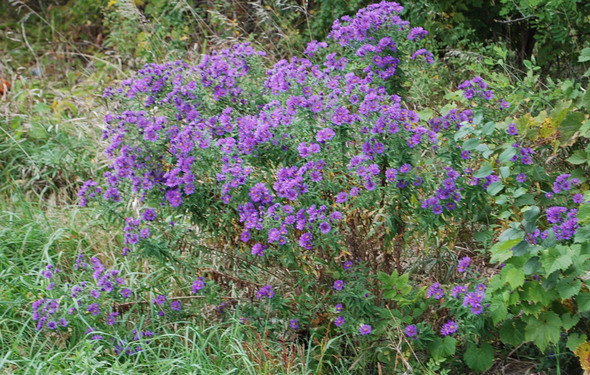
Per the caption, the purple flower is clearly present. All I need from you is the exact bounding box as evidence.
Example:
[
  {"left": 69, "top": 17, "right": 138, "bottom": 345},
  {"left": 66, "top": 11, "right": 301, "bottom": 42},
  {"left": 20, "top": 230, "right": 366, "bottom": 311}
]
[
  {"left": 319, "top": 222, "right": 331, "bottom": 234},
  {"left": 59, "top": 318, "right": 68, "bottom": 327},
  {"left": 359, "top": 324, "right": 372, "bottom": 335},
  {"left": 507, "top": 123, "right": 518, "bottom": 135},
  {"left": 47, "top": 321, "right": 57, "bottom": 330},
  {"left": 333, "top": 280, "right": 344, "bottom": 291},
  {"left": 516, "top": 173, "right": 527, "bottom": 183},
  {"left": 405, "top": 324, "right": 418, "bottom": 338},
  {"left": 153, "top": 295, "right": 166, "bottom": 306},
  {"left": 441, "top": 320, "right": 458, "bottom": 336},
  {"left": 343, "top": 261, "right": 353, "bottom": 270},
  {"left": 457, "top": 256, "right": 471, "bottom": 273},
  {"left": 573, "top": 194, "right": 583, "bottom": 204},
  {"left": 427, "top": 283, "right": 444, "bottom": 299},
  {"left": 336, "top": 192, "right": 348, "bottom": 204},
  {"left": 87, "top": 303, "right": 100, "bottom": 316},
  {"left": 256, "top": 285, "right": 274, "bottom": 300},
  {"left": 289, "top": 319, "right": 299, "bottom": 330},
  {"left": 171, "top": 300, "right": 182, "bottom": 311},
  {"left": 335, "top": 303, "right": 343, "bottom": 312},
  {"left": 400, "top": 164, "right": 412, "bottom": 173},
  {"left": 192, "top": 278, "right": 205, "bottom": 293},
  {"left": 334, "top": 316, "right": 345, "bottom": 327},
  {"left": 107, "top": 312, "right": 119, "bottom": 326},
  {"left": 121, "top": 288, "right": 132, "bottom": 298}
]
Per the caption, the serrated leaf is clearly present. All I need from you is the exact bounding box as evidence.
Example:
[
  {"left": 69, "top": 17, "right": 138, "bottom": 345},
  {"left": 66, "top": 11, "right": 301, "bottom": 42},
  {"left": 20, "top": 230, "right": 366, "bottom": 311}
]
[
  {"left": 489, "top": 300, "right": 507, "bottom": 325},
  {"left": 561, "top": 313, "right": 579, "bottom": 330},
  {"left": 566, "top": 333, "right": 587, "bottom": 352},
  {"left": 490, "top": 239, "right": 520, "bottom": 263},
  {"left": 525, "top": 311, "right": 562, "bottom": 352},
  {"left": 524, "top": 256, "right": 541, "bottom": 275},
  {"left": 557, "top": 278, "right": 581, "bottom": 299},
  {"left": 464, "top": 342, "right": 494, "bottom": 372},
  {"left": 504, "top": 266, "right": 525, "bottom": 289},
  {"left": 500, "top": 320, "right": 525, "bottom": 346},
  {"left": 543, "top": 253, "right": 573, "bottom": 275},
  {"left": 577, "top": 293, "right": 590, "bottom": 312}
]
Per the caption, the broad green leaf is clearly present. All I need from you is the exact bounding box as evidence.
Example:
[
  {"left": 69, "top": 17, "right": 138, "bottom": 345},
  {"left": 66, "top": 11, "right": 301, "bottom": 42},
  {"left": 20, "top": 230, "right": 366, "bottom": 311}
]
[
  {"left": 543, "top": 253, "right": 573, "bottom": 275},
  {"left": 566, "top": 333, "right": 587, "bottom": 352},
  {"left": 566, "top": 150, "right": 588, "bottom": 165},
  {"left": 499, "top": 166, "right": 511, "bottom": 178},
  {"left": 523, "top": 206, "right": 540, "bottom": 222},
  {"left": 500, "top": 320, "right": 525, "bottom": 346},
  {"left": 464, "top": 342, "right": 494, "bottom": 372},
  {"left": 487, "top": 181, "right": 504, "bottom": 196},
  {"left": 489, "top": 299, "right": 507, "bottom": 325},
  {"left": 463, "top": 138, "right": 480, "bottom": 150},
  {"left": 524, "top": 256, "right": 541, "bottom": 275},
  {"left": 474, "top": 164, "right": 493, "bottom": 178},
  {"left": 561, "top": 313, "right": 579, "bottom": 330},
  {"left": 525, "top": 312, "right": 562, "bottom": 352},
  {"left": 428, "top": 336, "right": 456, "bottom": 360},
  {"left": 490, "top": 239, "right": 520, "bottom": 263},
  {"left": 499, "top": 147, "right": 517, "bottom": 163},
  {"left": 504, "top": 266, "right": 525, "bottom": 289},
  {"left": 557, "top": 278, "right": 581, "bottom": 299},
  {"left": 579, "top": 47, "right": 590, "bottom": 62},
  {"left": 577, "top": 293, "right": 590, "bottom": 312}
]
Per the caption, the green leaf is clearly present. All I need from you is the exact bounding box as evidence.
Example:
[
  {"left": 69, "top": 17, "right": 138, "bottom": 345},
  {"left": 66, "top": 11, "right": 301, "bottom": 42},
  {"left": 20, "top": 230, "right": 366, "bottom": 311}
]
[
  {"left": 490, "top": 239, "right": 520, "bottom": 264},
  {"left": 499, "top": 147, "right": 517, "bottom": 163},
  {"left": 428, "top": 336, "right": 456, "bottom": 360},
  {"left": 579, "top": 47, "right": 590, "bottom": 62},
  {"left": 523, "top": 206, "right": 540, "bottom": 222},
  {"left": 499, "top": 166, "right": 511, "bottom": 178},
  {"left": 474, "top": 164, "right": 493, "bottom": 178},
  {"left": 500, "top": 320, "right": 525, "bottom": 346},
  {"left": 561, "top": 313, "right": 579, "bottom": 330},
  {"left": 464, "top": 342, "right": 494, "bottom": 372},
  {"left": 566, "top": 150, "right": 589, "bottom": 165},
  {"left": 504, "top": 266, "right": 525, "bottom": 289},
  {"left": 567, "top": 333, "right": 587, "bottom": 352},
  {"left": 557, "top": 278, "right": 581, "bottom": 299},
  {"left": 543, "top": 252, "right": 573, "bottom": 275},
  {"left": 525, "top": 312, "right": 562, "bottom": 352},
  {"left": 577, "top": 293, "right": 590, "bottom": 312},
  {"left": 524, "top": 256, "right": 541, "bottom": 275},
  {"left": 560, "top": 111, "right": 585, "bottom": 143},
  {"left": 489, "top": 299, "right": 507, "bottom": 325},
  {"left": 487, "top": 181, "right": 504, "bottom": 196},
  {"left": 463, "top": 138, "right": 480, "bottom": 150}
]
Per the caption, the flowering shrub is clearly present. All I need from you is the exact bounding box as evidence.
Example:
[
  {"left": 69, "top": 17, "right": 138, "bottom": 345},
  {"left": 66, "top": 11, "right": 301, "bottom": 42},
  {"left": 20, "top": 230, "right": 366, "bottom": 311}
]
[{"left": 65, "top": 1, "right": 590, "bottom": 372}]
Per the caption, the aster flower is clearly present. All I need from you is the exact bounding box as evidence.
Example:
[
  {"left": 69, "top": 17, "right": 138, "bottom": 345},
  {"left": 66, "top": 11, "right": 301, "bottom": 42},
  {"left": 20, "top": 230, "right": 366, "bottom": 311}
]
[
  {"left": 334, "top": 316, "right": 345, "bottom": 327},
  {"left": 335, "top": 303, "right": 343, "bottom": 312},
  {"left": 87, "top": 303, "right": 100, "bottom": 316},
  {"left": 153, "top": 295, "right": 166, "bottom": 306},
  {"left": 121, "top": 288, "right": 132, "bottom": 298},
  {"left": 441, "top": 320, "right": 458, "bottom": 336},
  {"left": 256, "top": 285, "right": 274, "bottom": 300},
  {"left": 289, "top": 319, "right": 299, "bottom": 330},
  {"left": 457, "top": 257, "right": 471, "bottom": 273},
  {"left": 405, "top": 324, "right": 418, "bottom": 338},
  {"left": 333, "top": 280, "right": 344, "bottom": 291},
  {"left": 171, "top": 300, "right": 182, "bottom": 311},
  {"left": 192, "top": 278, "right": 206, "bottom": 293},
  {"left": 359, "top": 324, "right": 372, "bottom": 335}
]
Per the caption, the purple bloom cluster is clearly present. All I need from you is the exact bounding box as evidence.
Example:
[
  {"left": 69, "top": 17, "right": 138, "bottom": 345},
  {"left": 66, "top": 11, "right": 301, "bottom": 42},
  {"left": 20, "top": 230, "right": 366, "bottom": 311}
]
[
  {"left": 256, "top": 285, "right": 274, "bottom": 300},
  {"left": 457, "top": 256, "right": 471, "bottom": 273},
  {"left": 427, "top": 282, "right": 444, "bottom": 299},
  {"left": 458, "top": 76, "right": 495, "bottom": 101},
  {"left": 440, "top": 320, "right": 458, "bottom": 336},
  {"left": 421, "top": 168, "right": 462, "bottom": 215}
]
